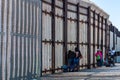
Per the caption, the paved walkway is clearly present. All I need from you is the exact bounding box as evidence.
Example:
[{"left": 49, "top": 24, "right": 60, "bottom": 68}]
[{"left": 40, "top": 63, "right": 120, "bottom": 80}]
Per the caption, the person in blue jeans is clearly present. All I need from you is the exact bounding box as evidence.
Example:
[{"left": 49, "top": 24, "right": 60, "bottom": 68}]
[
  {"left": 68, "top": 50, "right": 75, "bottom": 72},
  {"left": 74, "top": 47, "right": 82, "bottom": 71},
  {"left": 74, "top": 51, "right": 80, "bottom": 71}
]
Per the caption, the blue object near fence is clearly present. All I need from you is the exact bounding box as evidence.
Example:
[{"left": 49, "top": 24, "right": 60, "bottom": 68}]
[{"left": 61, "top": 65, "right": 68, "bottom": 72}]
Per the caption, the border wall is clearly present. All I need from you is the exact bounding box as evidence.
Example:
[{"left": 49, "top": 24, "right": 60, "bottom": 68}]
[
  {"left": 42, "top": 0, "right": 110, "bottom": 75},
  {"left": 1, "top": 0, "right": 120, "bottom": 79}
]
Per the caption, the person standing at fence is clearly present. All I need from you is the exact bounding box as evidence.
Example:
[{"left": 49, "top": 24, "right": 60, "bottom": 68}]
[
  {"left": 110, "top": 47, "right": 116, "bottom": 66},
  {"left": 74, "top": 47, "right": 82, "bottom": 71},
  {"left": 95, "top": 49, "right": 103, "bottom": 67},
  {"left": 68, "top": 50, "right": 75, "bottom": 72}
]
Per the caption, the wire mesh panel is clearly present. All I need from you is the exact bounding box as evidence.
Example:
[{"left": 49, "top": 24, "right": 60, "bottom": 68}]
[
  {"left": 55, "top": 44, "right": 63, "bottom": 70},
  {"left": 55, "top": 0, "right": 64, "bottom": 71},
  {"left": 42, "top": 0, "right": 53, "bottom": 74},
  {"left": 67, "top": 3, "right": 77, "bottom": 51},
  {"left": 42, "top": 43, "right": 52, "bottom": 74},
  {"left": 110, "top": 32, "right": 113, "bottom": 49},
  {"left": 90, "top": 11, "right": 94, "bottom": 66},
  {"left": 116, "top": 37, "right": 120, "bottom": 51},
  {"left": 79, "top": 7, "right": 88, "bottom": 68}
]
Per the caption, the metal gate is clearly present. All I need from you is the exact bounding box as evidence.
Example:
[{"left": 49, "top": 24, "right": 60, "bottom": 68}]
[{"left": 0, "top": 0, "right": 42, "bottom": 79}]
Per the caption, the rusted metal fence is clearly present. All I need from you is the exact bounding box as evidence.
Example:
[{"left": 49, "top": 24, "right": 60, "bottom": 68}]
[{"left": 42, "top": 0, "right": 110, "bottom": 74}]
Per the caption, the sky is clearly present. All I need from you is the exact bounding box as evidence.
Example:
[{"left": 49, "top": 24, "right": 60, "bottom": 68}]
[{"left": 91, "top": 0, "right": 120, "bottom": 31}]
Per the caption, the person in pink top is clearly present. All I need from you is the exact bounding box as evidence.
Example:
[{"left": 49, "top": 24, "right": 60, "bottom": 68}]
[{"left": 95, "top": 49, "right": 103, "bottom": 67}]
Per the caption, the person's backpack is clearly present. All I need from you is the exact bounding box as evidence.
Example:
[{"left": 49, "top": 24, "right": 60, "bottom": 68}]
[
  {"left": 61, "top": 65, "right": 68, "bottom": 72},
  {"left": 96, "top": 55, "right": 100, "bottom": 60}
]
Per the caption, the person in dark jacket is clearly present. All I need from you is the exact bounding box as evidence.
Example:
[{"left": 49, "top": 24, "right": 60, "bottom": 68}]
[{"left": 68, "top": 50, "right": 75, "bottom": 72}]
